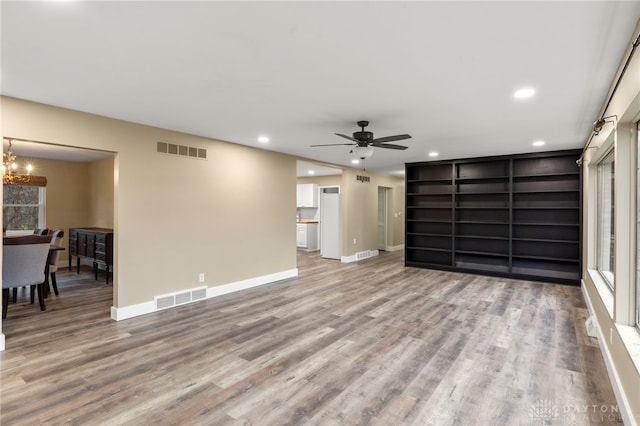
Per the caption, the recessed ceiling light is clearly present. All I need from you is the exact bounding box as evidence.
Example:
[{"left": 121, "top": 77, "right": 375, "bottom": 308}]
[
  {"left": 351, "top": 159, "right": 360, "bottom": 164},
  {"left": 308, "top": 170, "right": 315, "bottom": 175},
  {"left": 532, "top": 140, "right": 545, "bottom": 147},
  {"left": 514, "top": 88, "right": 535, "bottom": 99},
  {"left": 258, "top": 136, "right": 269, "bottom": 143},
  {"left": 428, "top": 151, "right": 439, "bottom": 157}
]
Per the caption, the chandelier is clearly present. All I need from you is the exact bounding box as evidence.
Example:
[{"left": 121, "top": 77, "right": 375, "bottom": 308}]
[{"left": 3, "top": 138, "right": 34, "bottom": 184}]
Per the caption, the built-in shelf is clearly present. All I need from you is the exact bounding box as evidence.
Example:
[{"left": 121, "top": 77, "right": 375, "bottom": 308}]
[{"left": 405, "top": 149, "right": 582, "bottom": 285}]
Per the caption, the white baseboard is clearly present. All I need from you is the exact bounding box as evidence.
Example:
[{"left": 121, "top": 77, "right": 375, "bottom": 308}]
[
  {"left": 110, "top": 268, "right": 298, "bottom": 322},
  {"left": 581, "top": 281, "right": 637, "bottom": 426},
  {"left": 0, "top": 333, "right": 5, "bottom": 351},
  {"left": 341, "top": 250, "right": 379, "bottom": 263},
  {"left": 385, "top": 244, "right": 405, "bottom": 252}
]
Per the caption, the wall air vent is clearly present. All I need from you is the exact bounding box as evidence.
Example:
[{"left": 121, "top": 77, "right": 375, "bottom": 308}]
[
  {"left": 157, "top": 141, "right": 206, "bottom": 160},
  {"left": 155, "top": 295, "right": 175, "bottom": 310},
  {"left": 154, "top": 286, "right": 208, "bottom": 311}
]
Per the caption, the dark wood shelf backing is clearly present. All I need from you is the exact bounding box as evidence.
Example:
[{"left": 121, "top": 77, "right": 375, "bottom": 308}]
[
  {"left": 406, "top": 163, "right": 453, "bottom": 181},
  {"left": 456, "top": 222, "right": 509, "bottom": 238},
  {"left": 405, "top": 248, "right": 452, "bottom": 266},
  {"left": 455, "top": 176, "right": 509, "bottom": 182},
  {"left": 457, "top": 192, "right": 509, "bottom": 208},
  {"left": 457, "top": 207, "right": 509, "bottom": 223},
  {"left": 512, "top": 191, "right": 579, "bottom": 208},
  {"left": 406, "top": 221, "right": 452, "bottom": 235},
  {"left": 406, "top": 234, "right": 451, "bottom": 250},
  {"left": 512, "top": 155, "right": 580, "bottom": 177},
  {"left": 405, "top": 149, "right": 582, "bottom": 285},
  {"left": 455, "top": 252, "right": 510, "bottom": 273},
  {"left": 456, "top": 159, "right": 510, "bottom": 180},
  {"left": 407, "top": 193, "right": 452, "bottom": 208}
]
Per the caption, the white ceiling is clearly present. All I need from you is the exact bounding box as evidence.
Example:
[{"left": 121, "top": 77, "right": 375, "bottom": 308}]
[
  {"left": 297, "top": 160, "right": 342, "bottom": 177},
  {"left": 1, "top": 1, "right": 639, "bottom": 176}
]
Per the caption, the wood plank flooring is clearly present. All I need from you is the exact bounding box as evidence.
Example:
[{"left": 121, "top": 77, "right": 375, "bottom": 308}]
[{"left": 0, "top": 251, "right": 622, "bottom": 425}]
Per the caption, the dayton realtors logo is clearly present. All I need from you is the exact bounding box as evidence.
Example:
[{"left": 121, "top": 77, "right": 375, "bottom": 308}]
[
  {"left": 529, "top": 400, "right": 621, "bottom": 424},
  {"left": 529, "top": 399, "right": 559, "bottom": 423}
]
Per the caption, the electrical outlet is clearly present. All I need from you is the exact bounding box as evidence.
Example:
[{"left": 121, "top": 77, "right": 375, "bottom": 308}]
[
  {"left": 353, "top": 238, "right": 357, "bottom": 245},
  {"left": 199, "top": 273, "right": 205, "bottom": 283}
]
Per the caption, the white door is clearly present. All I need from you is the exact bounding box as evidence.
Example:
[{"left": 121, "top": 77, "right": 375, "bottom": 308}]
[{"left": 320, "top": 191, "right": 341, "bottom": 259}]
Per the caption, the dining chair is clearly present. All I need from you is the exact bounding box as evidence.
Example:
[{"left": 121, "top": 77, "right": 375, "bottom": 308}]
[
  {"left": 2, "top": 235, "right": 52, "bottom": 319},
  {"left": 48, "top": 229, "right": 64, "bottom": 296},
  {"left": 33, "top": 228, "right": 49, "bottom": 236}
]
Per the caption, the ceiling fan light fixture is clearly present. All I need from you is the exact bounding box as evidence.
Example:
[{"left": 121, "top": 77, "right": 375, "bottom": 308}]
[{"left": 352, "top": 145, "right": 374, "bottom": 159}]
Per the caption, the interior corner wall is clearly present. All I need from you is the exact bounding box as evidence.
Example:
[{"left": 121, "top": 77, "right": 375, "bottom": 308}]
[{"left": 1, "top": 96, "right": 298, "bottom": 311}]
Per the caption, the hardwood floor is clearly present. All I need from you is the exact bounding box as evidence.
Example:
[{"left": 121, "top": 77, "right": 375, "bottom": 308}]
[{"left": 1, "top": 251, "right": 622, "bottom": 425}]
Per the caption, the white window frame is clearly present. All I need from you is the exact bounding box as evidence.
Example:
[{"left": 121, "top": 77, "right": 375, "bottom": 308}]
[
  {"left": 596, "top": 148, "right": 616, "bottom": 289},
  {"left": 637, "top": 120, "right": 640, "bottom": 330},
  {"left": 3, "top": 185, "right": 46, "bottom": 234}
]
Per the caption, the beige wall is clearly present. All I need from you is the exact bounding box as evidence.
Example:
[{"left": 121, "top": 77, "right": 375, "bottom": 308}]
[
  {"left": 581, "top": 20, "right": 640, "bottom": 424},
  {"left": 34, "top": 158, "right": 89, "bottom": 261},
  {"left": 24, "top": 157, "right": 114, "bottom": 262},
  {"left": 87, "top": 156, "right": 115, "bottom": 228},
  {"left": 1, "top": 96, "right": 297, "bottom": 310}
]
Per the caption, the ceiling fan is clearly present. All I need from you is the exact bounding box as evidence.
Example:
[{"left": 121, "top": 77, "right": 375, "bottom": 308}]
[{"left": 311, "top": 121, "right": 411, "bottom": 159}]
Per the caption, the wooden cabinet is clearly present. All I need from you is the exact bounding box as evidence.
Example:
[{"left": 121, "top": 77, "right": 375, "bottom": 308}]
[
  {"left": 405, "top": 150, "right": 581, "bottom": 284},
  {"left": 297, "top": 184, "right": 318, "bottom": 208},
  {"left": 297, "top": 223, "right": 318, "bottom": 250},
  {"left": 69, "top": 227, "right": 113, "bottom": 283}
]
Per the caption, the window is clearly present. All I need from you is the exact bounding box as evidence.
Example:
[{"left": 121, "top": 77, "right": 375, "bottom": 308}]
[
  {"left": 2, "top": 185, "right": 45, "bottom": 231},
  {"left": 597, "top": 149, "right": 615, "bottom": 288}
]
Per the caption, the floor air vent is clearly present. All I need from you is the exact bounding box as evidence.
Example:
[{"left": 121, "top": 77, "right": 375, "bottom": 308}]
[
  {"left": 356, "top": 251, "right": 372, "bottom": 260},
  {"left": 154, "top": 286, "right": 208, "bottom": 310},
  {"left": 157, "top": 141, "right": 206, "bottom": 160}
]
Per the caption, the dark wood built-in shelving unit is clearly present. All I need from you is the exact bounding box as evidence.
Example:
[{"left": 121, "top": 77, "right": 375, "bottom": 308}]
[{"left": 405, "top": 150, "right": 582, "bottom": 284}]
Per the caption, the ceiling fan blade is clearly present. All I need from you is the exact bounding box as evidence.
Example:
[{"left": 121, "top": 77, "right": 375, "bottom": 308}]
[
  {"left": 310, "top": 143, "right": 356, "bottom": 147},
  {"left": 335, "top": 133, "right": 358, "bottom": 142},
  {"left": 372, "top": 142, "right": 408, "bottom": 150},
  {"left": 371, "top": 134, "right": 412, "bottom": 143}
]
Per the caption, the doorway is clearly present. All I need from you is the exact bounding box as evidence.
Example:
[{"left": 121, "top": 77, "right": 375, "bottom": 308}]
[
  {"left": 1, "top": 139, "right": 116, "bottom": 345},
  {"left": 378, "top": 187, "right": 391, "bottom": 251}
]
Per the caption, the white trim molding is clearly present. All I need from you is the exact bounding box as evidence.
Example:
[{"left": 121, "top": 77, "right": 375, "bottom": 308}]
[
  {"left": 582, "top": 281, "right": 637, "bottom": 426},
  {"left": 385, "top": 244, "right": 405, "bottom": 252},
  {"left": 111, "top": 268, "right": 298, "bottom": 321},
  {"left": 0, "top": 332, "right": 5, "bottom": 351}
]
